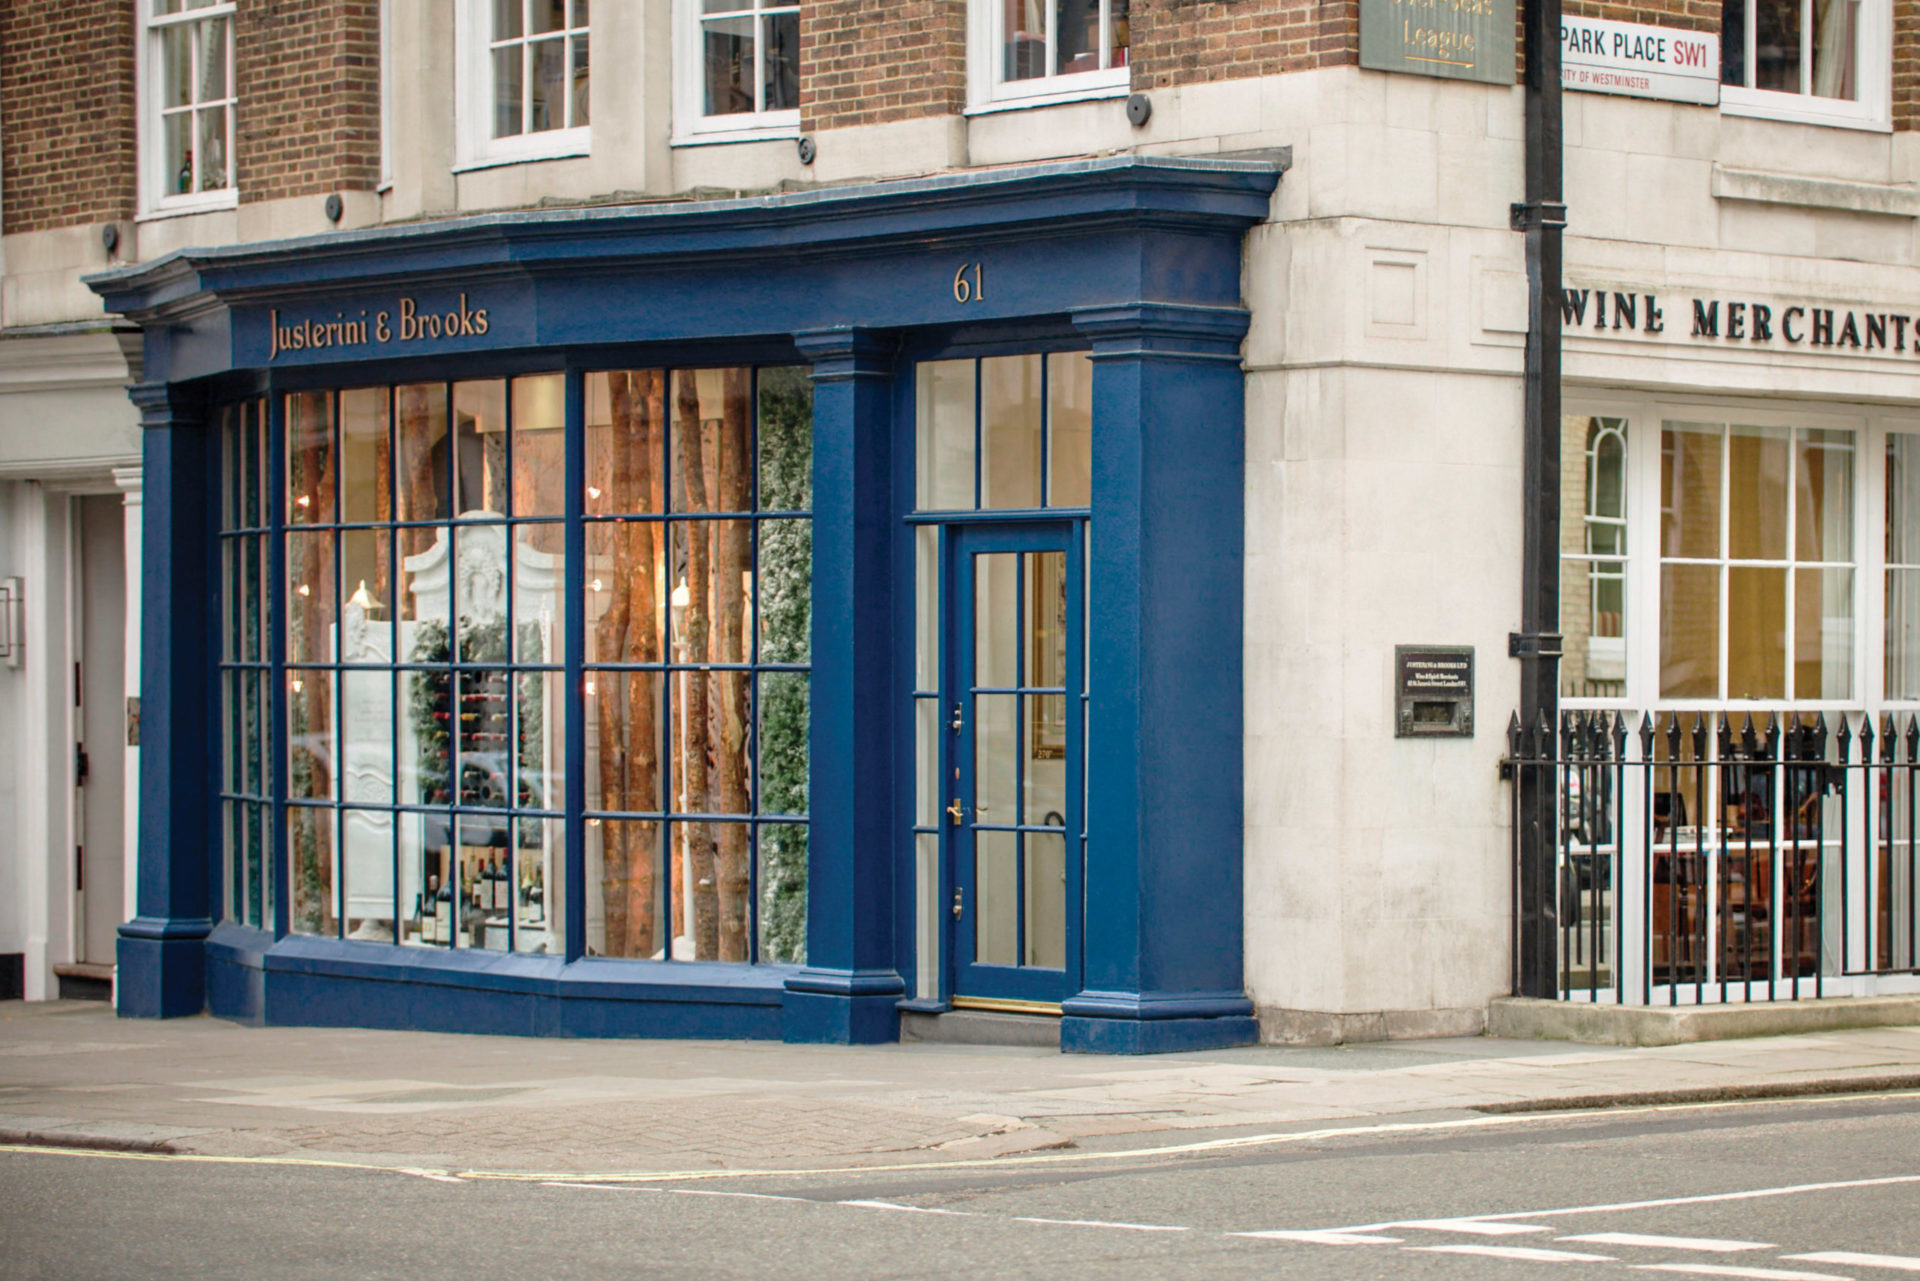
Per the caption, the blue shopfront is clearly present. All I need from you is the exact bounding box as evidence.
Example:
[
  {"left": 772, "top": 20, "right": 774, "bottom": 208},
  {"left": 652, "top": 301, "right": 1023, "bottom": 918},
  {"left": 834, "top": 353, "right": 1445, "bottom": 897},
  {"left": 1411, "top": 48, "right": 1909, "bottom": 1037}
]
[{"left": 90, "top": 155, "right": 1280, "bottom": 1054}]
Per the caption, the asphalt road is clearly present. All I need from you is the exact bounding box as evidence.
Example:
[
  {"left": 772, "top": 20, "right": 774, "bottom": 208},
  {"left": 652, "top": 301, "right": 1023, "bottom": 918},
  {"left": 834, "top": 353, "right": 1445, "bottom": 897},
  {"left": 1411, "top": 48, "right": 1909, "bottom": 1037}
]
[{"left": 4, "top": 1092, "right": 1919, "bottom": 1280}]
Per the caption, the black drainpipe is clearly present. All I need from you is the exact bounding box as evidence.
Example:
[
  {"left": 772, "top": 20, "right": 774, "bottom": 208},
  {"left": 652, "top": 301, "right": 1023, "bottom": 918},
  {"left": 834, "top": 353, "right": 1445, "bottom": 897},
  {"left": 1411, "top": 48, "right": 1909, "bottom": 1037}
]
[{"left": 1510, "top": 0, "right": 1566, "bottom": 999}]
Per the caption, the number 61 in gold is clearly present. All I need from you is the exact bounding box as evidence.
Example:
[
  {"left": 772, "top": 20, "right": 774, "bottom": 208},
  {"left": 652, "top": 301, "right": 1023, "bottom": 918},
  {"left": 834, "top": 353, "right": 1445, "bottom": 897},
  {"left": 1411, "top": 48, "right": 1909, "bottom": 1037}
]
[{"left": 952, "top": 262, "right": 985, "bottom": 304}]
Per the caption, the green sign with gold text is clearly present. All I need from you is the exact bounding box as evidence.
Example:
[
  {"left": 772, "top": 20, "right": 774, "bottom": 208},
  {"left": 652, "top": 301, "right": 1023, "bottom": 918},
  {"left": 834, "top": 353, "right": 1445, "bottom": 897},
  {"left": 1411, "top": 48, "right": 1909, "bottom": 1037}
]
[{"left": 1360, "top": 0, "right": 1515, "bottom": 84}]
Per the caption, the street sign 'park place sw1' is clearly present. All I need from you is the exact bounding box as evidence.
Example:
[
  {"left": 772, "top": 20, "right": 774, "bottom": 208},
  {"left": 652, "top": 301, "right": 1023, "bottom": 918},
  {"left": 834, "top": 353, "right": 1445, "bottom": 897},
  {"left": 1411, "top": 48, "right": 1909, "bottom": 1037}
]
[
  {"left": 1561, "top": 15, "right": 1719, "bottom": 104},
  {"left": 1360, "top": 0, "right": 1516, "bottom": 85}
]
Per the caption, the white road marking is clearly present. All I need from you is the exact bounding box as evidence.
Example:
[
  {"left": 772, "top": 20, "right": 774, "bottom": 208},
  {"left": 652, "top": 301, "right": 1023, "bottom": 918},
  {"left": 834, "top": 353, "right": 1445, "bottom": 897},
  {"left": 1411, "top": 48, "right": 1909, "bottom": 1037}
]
[
  {"left": 1786, "top": 1254, "right": 1920, "bottom": 1273},
  {"left": 1411, "top": 1244, "right": 1618, "bottom": 1262},
  {"left": 1012, "top": 1217, "right": 1189, "bottom": 1232},
  {"left": 838, "top": 1199, "right": 972, "bottom": 1215},
  {"left": 1631, "top": 1266, "right": 1857, "bottom": 1281},
  {"left": 1396, "top": 1219, "right": 1553, "bottom": 1235},
  {"left": 1562, "top": 1234, "right": 1776, "bottom": 1253},
  {"left": 540, "top": 1181, "right": 809, "bottom": 1204},
  {"left": 1235, "top": 1230, "right": 1403, "bottom": 1245},
  {"left": 395, "top": 1167, "right": 468, "bottom": 1184},
  {"left": 1289, "top": 1172, "right": 1920, "bottom": 1237}
]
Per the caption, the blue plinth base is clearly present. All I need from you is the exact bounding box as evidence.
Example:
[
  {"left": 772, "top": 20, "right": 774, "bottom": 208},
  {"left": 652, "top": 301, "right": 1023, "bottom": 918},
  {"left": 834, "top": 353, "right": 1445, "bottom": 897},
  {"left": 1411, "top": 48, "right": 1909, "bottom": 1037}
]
[
  {"left": 115, "top": 919, "right": 211, "bottom": 1019},
  {"left": 1060, "top": 1014, "right": 1259, "bottom": 1055},
  {"left": 782, "top": 968, "right": 904, "bottom": 1044}
]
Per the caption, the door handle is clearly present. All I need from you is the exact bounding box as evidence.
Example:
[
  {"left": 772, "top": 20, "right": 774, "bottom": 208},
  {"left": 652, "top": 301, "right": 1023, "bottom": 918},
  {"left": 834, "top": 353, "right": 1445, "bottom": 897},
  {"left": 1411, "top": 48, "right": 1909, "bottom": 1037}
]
[
  {"left": 951, "top": 703, "right": 964, "bottom": 733},
  {"left": 946, "top": 798, "right": 965, "bottom": 825},
  {"left": 952, "top": 888, "right": 963, "bottom": 919}
]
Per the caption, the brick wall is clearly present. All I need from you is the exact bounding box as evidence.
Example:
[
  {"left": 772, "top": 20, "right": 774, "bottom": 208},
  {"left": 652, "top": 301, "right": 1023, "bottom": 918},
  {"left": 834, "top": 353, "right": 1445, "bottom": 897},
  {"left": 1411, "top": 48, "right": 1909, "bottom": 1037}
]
[
  {"left": 1897, "top": 0, "right": 1920, "bottom": 130},
  {"left": 0, "top": 0, "right": 137, "bottom": 235},
  {"left": 801, "top": 0, "right": 967, "bottom": 131},
  {"left": 236, "top": 0, "right": 379, "bottom": 203},
  {"left": 1131, "top": 0, "right": 1357, "bottom": 88}
]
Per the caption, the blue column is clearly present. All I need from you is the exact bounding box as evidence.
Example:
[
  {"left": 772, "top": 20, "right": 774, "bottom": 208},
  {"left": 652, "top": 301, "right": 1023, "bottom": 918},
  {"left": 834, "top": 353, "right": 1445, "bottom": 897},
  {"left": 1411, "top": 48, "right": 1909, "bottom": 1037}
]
[
  {"left": 118, "top": 383, "right": 219, "bottom": 1018},
  {"left": 782, "top": 329, "right": 904, "bottom": 1043},
  {"left": 1062, "top": 305, "right": 1258, "bottom": 1054}
]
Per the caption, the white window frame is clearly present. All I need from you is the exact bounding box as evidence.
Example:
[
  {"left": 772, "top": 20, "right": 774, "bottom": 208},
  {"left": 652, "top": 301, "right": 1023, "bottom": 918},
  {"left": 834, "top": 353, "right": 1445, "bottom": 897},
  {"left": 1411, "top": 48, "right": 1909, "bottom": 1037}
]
[
  {"left": 455, "top": 0, "right": 591, "bottom": 172},
  {"left": 1720, "top": 0, "right": 1891, "bottom": 131},
  {"left": 966, "top": 0, "right": 1131, "bottom": 113},
  {"left": 1562, "top": 395, "right": 1920, "bottom": 715},
  {"left": 137, "top": 0, "right": 239, "bottom": 218},
  {"left": 673, "top": 0, "right": 801, "bottom": 144}
]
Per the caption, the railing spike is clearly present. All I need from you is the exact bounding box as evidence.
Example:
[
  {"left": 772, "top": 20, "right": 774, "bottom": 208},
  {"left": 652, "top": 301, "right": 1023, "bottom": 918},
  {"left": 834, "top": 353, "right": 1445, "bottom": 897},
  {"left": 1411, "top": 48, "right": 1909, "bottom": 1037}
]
[
  {"left": 1610, "top": 710, "right": 1627, "bottom": 758},
  {"left": 1860, "top": 714, "right": 1877, "bottom": 760},
  {"left": 1638, "top": 710, "right": 1655, "bottom": 756},
  {"left": 1764, "top": 711, "right": 1781, "bottom": 755},
  {"left": 1506, "top": 710, "right": 1523, "bottom": 757},
  {"left": 1836, "top": 712, "right": 1853, "bottom": 763},
  {"left": 1690, "top": 713, "right": 1709, "bottom": 757},
  {"left": 1906, "top": 714, "right": 1920, "bottom": 764}
]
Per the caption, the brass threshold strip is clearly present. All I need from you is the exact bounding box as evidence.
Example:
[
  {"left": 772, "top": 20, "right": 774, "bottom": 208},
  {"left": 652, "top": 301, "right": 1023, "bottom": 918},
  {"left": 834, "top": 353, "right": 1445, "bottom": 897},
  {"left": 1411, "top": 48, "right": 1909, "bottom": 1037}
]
[{"left": 948, "top": 996, "right": 1063, "bottom": 1016}]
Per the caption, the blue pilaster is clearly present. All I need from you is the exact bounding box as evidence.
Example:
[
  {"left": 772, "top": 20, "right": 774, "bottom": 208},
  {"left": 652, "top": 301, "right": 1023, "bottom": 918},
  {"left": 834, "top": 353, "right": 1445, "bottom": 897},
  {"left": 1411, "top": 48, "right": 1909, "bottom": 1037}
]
[
  {"left": 118, "top": 383, "right": 218, "bottom": 1018},
  {"left": 1063, "top": 305, "right": 1258, "bottom": 1054},
  {"left": 783, "top": 329, "right": 904, "bottom": 1043}
]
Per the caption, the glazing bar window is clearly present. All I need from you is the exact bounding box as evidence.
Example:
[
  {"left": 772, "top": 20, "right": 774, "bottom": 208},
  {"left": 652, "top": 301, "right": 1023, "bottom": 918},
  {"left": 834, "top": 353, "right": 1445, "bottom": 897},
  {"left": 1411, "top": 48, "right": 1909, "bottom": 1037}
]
[{"left": 220, "top": 399, "right": 272, "bottom": 929}]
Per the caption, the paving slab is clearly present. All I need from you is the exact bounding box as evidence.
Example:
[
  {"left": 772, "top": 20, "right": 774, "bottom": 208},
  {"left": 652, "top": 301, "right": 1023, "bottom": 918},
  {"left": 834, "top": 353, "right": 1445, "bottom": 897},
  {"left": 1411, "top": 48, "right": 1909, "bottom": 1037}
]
[{"left": 4, "top": 1000, "right": 1920, "bottom": 1176}]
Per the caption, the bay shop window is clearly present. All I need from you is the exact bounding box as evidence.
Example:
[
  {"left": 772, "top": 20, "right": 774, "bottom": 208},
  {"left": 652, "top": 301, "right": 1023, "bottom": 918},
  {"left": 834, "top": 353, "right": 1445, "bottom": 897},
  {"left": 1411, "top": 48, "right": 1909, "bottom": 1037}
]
[{"left": 224, "top": 366, "right": 812, "bottom": 965}]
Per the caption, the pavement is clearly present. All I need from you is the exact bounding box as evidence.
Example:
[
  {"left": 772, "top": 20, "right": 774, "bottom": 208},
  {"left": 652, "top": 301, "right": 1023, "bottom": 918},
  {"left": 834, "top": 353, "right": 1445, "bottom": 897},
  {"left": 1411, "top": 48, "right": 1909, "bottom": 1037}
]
[{"left": 4, "top": 999, "right": 1920, "bottom": 1178}]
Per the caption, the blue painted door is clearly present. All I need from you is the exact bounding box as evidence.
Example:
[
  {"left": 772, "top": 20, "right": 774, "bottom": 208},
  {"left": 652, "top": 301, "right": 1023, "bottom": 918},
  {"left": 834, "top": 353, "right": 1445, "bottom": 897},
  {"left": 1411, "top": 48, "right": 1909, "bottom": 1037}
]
[{"left": 947, "top": 522, "right": 1084, "bottom": 1007}]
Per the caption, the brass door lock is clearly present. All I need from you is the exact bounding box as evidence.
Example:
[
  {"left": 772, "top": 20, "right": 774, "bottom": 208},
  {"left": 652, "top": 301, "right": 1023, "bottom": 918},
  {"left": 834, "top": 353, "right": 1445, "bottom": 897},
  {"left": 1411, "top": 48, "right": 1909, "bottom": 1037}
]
[
  {"left": 952, "top": 888, "right": 963, "bottom": 919},
  {"left": 946, "top": 798, "right": 965, "bottom": 825}
]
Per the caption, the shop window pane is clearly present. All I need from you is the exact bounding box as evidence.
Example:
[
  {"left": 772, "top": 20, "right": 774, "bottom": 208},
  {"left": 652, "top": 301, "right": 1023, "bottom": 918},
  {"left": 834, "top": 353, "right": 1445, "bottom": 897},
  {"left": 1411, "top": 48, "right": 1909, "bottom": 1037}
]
[
  {"left": 758, "top": 518, "right": 810, "bottom": 663},
  {"left": 588, "top": 818, "right": 667, "bottom": 959},
  {"left": 453, "top": 844, "right": 511, "bottom": 949},
  {"left": 247, "top": 670, "right": 269, "bottom": 797},
  {"left": 342, "top": 808, "right": 395, "bottom": 941},
  {"left": 455, "top": 669, "right": 516, "bottom": 808},
  {"left": 758, "top": 822, "right": 807, "bottom": 964},
  {"left": 1889, "top": 569, "right": 1920, "bottom": 699},
  {"left": 758, "top": 366, "right": 812, "bottom": 512},
  {"left": 982, "top": 354, "right": 1044, "bottom": 510},
  {"left": 976, "top": 830, "right": 1018, "bottom": 964},
  {"left": 511, "top": 374, "right": 566, "bottom": 517},
  {"left": 917, "top": 361, "right": 975, "bottom": 511},
  {"left": 516, "top": 669, "right": 563, "bottom": 811},
  {"left": 1025, "top": 829, "right": 1066, "bottom": 968},
  {"left": 1024, "top": 696, "right": 1067, "bottom": 826},
  {"left": 341, "top": 387, "right": 391, "bottom": 524},
  {"left": 1662, "top": 423, "right": 1722, "bottom": 560},
  {"left": 673, "top": 519, "right": 755, "bottom": 665},
  {"left": 1795, "top": 428, "right": 1853, "bottom": 563},
  {"left": 404, "top": 665, "right": 454, "bottom": 807},
  {"left": 1047, "top": 352, "right": 1092, "bottom": 507},
  {"left": 758, "top": 670, "right": 808, "bottom": 816},
  {"left": 914, "top": 695, "right": 939, "bottom": 827},
  {"left": 672, "top": 818, "right": 753, "bottom": 960},
  {"left": 402, "top": 818, "right": 454, "bottom": 948},
  {"left": 288, "top": 669, "right": 334, "bottom": 800},
  {"left": 246, "top": 801, "right": 267, "bottom": 927},
  {"left": 286, "top": 529, "right": 336, "bottom": 665},
  {"left": 286, "top": 391, "right": 334, "bottom": 525},
  {"left": 396, "top": 383, "right": 451, "bottom": 525},
  {"left": 340, "top": 527, "right": 390, "bottom": 658},
  {"left": 585, "top": 669, "right": 664, "bottom": 814},
  {"left": 1660, "top": 562, "right": 1720, "bottom": 698},
  {"left": 339, "top": 669, "right": 393, "bottom": 803},
  {"left": 671, "top": 368, "right": 754, "bottom": 514},
  {"left": 1727, "top": 425, "right": 1790, "bottom": 561},
  {"left": 585, "top": 522, "right": 667, "bottom": 666},
  {"left": 515, "top": 524, "right": 566, "bottom": 663},
  {"left": 515, "top": 816, "right": 561, "bottom": 953},
  {"left": 1005, "top": 0, "right": 1045, "bottom": 80},
  {"left": 452, "top": 524, "right": 513, "bottom": 662},
  {"left": 289, "top": 804, "right": 336, "bottom": 936},
  {"left": 453, "top": 380, "right": 508, "bottom": 516},
  {"left": 1727, "top": 566, "right": 1788, "bottom": 699},
  {"left": 1793, "top": 567, "right": 1853, "bottom": 699},
  {"left": 586, "top": 369, "right": 667, "bottom": 516}
]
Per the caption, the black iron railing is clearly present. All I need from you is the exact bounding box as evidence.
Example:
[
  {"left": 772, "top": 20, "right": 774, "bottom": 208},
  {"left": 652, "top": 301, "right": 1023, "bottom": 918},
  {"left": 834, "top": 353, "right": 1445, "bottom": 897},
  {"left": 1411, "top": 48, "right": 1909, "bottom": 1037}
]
[{"left": 1506, "top": 710, "right": 1920, "bottom": 1004}]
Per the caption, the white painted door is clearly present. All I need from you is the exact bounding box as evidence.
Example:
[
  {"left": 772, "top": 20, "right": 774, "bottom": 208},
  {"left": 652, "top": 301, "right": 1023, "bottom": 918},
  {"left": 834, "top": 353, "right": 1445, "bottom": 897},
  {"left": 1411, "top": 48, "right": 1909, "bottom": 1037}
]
[{"left": 75, "top": 494, "right": 127, "bottom": 965}]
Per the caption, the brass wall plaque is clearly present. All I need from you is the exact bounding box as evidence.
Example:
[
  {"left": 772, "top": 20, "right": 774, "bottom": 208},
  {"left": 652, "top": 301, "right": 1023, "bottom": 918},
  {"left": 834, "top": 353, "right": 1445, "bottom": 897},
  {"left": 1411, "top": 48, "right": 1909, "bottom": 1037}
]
[{"left": 1360, "top": 0, "right": 1516, "bottom": 85}]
